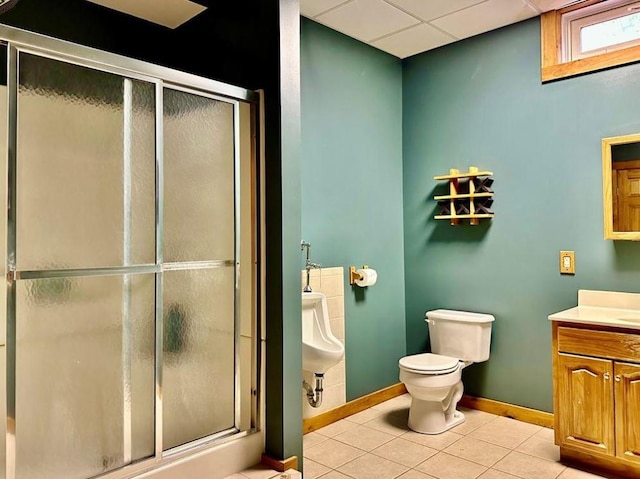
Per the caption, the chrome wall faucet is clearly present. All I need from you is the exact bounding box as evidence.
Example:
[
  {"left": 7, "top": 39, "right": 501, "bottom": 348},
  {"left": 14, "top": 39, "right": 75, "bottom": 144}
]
[{"left": 301, "top": 240, "right": 320, "bottom": 292}]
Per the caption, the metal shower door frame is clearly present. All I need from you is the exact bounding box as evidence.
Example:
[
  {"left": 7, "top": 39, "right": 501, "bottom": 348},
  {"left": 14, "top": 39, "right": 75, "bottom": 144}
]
[{"left": 0, "top": 23, "right": 261, "bottom": 479}]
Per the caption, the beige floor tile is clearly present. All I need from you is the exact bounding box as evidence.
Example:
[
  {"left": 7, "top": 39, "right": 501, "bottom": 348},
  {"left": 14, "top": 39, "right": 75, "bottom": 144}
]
[
  {"left": 305, "top": 431, "right": 329, "bottom": 450},
  {"left": 364, "top": 412, "right": 411, "bottom": 436},
  {"left": 401, "top": 429, "right": 463, "bottom": 450},
  {"left": 534, "top": 427, "right": 555, "bottom": 441},
  {"left": 477, "top": 470, "right": 521, "bottom": 479},
  {"left": 389, "top": 407, "right": 410, "bottom": 421},
  {"left": 337, "top": 453, "right": 409, "bottom": 479},
  {"left": 239, "top": 465, "right": 281, "bottom": 479},
  {"left": 372, "top": 395, "right": 412, "bottom": 414},
  {"left": 397, "top": 470, "right": 439, "bottom": 479},
  {"left": 345, "top": 408, "right": 385, "bottom": 424},
  {"left": 444, "top": 436, "right": 511, "bottom": 467},
  {"left": 452, "top": 408, "right": 499, "bottom": 435},
  {"left": 304, "top": 438, "right": 366, "bottom": 469},
  {"left": 372, "top": 437, "right": 438, "bottom": 467},
  {"left": 493, "top": 451, "right": 566, "bottom": 479},
  {"left": 301, "top": 459, "right": 331, "bottom": 479},
  {"left": 515, "top": 434, "right": 560, "bottom": 462},
  {"left": 334, "top": 424, "right": 396, "bottom": 451},
  {"left": 556, "top": 467, "right": 608, "bottom": 478},
  {"left": 468, "top": 417, "right": 543, "bottom": 449},
  {"left": 318, "top": 471, "right": 352, "bottom": 479},
  {"left": 316, "top": 419, "right": 358, "bottom": 438},
  {"left": 222, "top": 474, "right": 246, "bottom": 479},
  {"left": 415, "top": 451, "right": 488, "bottom": 479}
]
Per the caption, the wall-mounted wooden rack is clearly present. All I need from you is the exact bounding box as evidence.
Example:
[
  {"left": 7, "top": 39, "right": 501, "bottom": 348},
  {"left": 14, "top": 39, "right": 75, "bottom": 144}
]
[{"left": 434, "top": 166, "right": 494, "bottom": 225}]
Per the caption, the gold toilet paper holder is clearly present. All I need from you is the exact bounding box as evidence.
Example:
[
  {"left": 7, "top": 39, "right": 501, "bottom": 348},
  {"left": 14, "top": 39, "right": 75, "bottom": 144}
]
[{"left": 349, "top": 265, "right": 369, "bottom": 285}]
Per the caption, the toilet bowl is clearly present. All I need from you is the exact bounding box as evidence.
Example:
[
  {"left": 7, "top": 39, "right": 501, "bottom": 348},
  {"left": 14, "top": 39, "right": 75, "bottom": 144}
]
[
  {"left": 399, "top": 353, "right": 466, "bottom": 434},
  {"left": 399, "top": 309, "right": 494, "bottom": 435}
]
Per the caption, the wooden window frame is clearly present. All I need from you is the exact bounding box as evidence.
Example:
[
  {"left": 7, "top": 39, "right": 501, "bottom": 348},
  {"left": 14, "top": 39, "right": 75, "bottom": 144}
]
[{"left": 541, "top": 0, "right": 640, "bottom": 82}]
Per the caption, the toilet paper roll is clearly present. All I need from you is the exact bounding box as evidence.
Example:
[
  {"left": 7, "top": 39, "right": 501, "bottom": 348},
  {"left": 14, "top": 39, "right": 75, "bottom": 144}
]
[{"left": 355, "top": 268, "right": 377, "bottom": 287}]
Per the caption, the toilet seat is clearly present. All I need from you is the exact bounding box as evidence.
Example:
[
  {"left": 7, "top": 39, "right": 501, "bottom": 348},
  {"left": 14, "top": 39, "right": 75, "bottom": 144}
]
[{"left": 399, "top": 353, "right": 461, "bottom": 375}]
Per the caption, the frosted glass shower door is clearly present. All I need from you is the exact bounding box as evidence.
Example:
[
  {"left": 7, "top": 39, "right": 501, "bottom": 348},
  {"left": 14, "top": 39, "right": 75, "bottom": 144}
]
[
  {"left": 162, "top": 87, "right": 237, "bottom": 450},
  {"left": 13, "top": 54, "right": 156, "bottom": 479},
  {"left": 7, "top": 47, "right": 245, "bottom": 479}
]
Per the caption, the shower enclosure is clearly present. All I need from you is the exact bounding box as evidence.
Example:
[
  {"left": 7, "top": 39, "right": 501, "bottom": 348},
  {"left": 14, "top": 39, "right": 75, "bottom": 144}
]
[{"left": 0, "top": 25, "right": 261, "bottom": 479}]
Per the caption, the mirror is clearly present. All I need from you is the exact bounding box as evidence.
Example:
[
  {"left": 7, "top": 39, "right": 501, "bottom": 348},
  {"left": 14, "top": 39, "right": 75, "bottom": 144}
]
[{"left": 602, "top": 133, "right": 640, "bottom": 240}]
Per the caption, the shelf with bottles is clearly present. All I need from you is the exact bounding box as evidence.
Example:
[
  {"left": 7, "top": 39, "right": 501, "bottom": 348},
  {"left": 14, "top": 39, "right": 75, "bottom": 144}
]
[{"left": 433, "top": 166, "right": 494, "bottom": 225}]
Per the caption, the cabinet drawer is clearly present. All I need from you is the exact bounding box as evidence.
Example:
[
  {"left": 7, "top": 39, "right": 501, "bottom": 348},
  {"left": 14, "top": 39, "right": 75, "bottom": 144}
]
[{"left": 558, "top": 326, "right": 640, "bottom": 362}]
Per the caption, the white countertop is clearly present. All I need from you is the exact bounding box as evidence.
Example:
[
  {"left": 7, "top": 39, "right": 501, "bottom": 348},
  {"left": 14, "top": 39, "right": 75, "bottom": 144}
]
[
  {"left": 549, "top": 306, "right": 640, "bottom": 330},
  {"left": 549, "top": 290, "right": 640, "bottom": 330}
]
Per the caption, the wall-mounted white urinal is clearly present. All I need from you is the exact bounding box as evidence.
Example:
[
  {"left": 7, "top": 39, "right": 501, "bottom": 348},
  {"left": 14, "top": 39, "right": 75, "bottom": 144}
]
[{"left": 302, "top": 292, "right": 345, "bottom": 373}]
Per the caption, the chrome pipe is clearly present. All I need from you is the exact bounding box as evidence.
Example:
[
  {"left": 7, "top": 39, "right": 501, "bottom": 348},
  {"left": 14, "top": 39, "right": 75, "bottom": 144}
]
[{"left": 302, "top": 373, "right": 324, "bottom": 408}]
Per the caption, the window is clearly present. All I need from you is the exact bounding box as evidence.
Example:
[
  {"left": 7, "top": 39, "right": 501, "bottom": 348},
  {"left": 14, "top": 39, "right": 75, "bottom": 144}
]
[
  {"left": 541, "top": 0, "right": 640, "bottom": 81},
  {"left": 564, "top": 0, "right": 640, "bottom": 61}
]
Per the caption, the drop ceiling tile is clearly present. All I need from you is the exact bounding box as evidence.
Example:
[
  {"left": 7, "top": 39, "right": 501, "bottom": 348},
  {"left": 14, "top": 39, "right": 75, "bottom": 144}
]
[
  {"left": 86, "top": 0, "right": 206, "bottom": 28},
  {"left": 431, "top": 0, "right": 539, "bottom": 40},
  {"left": 300, "top": 0, "right": 350, "bottom": 18},
  {"left": 527, "top": 0, "right": 574, "bottom": 11},
  {"left": 316, "top": 0, "right": 420, "bottom": 42},
  {"left": 373, "top": 23, "right": 456, "bottom": 58},
  {"left": 385, "top": 0, "right": 487, "bottom": 22}
]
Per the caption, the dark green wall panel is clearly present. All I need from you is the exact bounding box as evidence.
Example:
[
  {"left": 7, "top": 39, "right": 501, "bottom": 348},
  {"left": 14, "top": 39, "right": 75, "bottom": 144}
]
[
  {"left": 402, "top": 17, "right": 640, "bottom": 412},
  {"left": 301, "top": 19, "right": 406, "bottom": 400}
]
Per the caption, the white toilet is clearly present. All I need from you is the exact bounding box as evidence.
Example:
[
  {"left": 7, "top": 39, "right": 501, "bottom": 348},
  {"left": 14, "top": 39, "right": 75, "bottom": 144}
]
[{"left": 399, "top": 309, "right": 494, "bottom": 434}]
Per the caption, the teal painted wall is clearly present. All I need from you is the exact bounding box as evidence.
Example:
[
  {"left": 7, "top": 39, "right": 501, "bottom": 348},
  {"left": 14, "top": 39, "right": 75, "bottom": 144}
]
[
  {"left": 403, "top": 17, "right": 640, "bottom": 412},
  {"left": 300, "top": 19, "right": 406, "bottom": 400}
]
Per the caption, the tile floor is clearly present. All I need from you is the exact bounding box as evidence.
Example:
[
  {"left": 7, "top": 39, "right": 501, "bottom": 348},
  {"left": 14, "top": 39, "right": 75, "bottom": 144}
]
[
  {"left": 224, "top": 466, "right": 301, "bottom": 479},
  {"left": 303, "top": 394, "right": 609, "bottom": 479}
]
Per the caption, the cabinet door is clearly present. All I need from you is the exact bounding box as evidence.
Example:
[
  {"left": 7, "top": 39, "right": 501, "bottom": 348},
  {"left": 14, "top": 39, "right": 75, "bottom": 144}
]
[
  {"left": 557, "top": 353, "right": 615, "bottom": 455},
  {"left": 615, "top": 362, "right": 640, "bottom": 463}
]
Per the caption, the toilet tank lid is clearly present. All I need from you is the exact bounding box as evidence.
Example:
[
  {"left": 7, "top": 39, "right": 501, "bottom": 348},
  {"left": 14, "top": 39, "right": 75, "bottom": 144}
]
[{"left": 425, "top": 309, "right": 495, "bottom": 323}]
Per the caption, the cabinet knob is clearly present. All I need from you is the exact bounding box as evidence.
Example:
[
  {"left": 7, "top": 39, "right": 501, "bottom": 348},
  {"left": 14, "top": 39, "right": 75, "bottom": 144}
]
[
  {"left": 615, "top": 375, "right": 621, "bottom": 382},
  {"left": 604, "top": 373, "right": 610, "bottom": 380}
]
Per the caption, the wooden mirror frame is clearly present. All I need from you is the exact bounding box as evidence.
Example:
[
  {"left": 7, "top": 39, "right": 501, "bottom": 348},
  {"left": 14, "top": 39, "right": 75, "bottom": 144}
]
[{"left": 602, "top": 133, "right": 640, "bottom": 240}]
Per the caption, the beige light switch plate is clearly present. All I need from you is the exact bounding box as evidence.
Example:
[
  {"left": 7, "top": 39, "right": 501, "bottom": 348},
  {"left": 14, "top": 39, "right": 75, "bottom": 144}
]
[{"left": 560, "top": 251, "right": 575, "bottom": 274}]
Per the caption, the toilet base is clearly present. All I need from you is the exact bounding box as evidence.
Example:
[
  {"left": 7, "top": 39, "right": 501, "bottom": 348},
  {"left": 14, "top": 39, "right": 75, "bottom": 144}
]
[{"left": 407, "top": 399, "right": 466, "bottom": 435}]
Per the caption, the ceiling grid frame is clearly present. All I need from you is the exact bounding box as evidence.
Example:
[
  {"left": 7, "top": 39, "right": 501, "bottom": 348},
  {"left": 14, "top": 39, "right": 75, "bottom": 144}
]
[{"left": 300, "top": 0, "right": 584, "bottom": 58}]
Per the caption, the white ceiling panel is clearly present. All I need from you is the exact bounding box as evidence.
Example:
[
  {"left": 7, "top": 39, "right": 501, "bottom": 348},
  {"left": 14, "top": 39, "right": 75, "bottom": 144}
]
[
  {"left": 300, "top": 0, "right": 350, "bottom": 18},
  {"left": 373, "top": 23, "right": 456, "bottom": 58},
  {"left": 528, "top": 0, "right": 582, "bottom": 10},
  {"left": 431, "top": 0, "right": 538, "bottom": 39},
  {"left": 316, "top": 0, "right": 420, "bottom": 42},
  {"left": 86, "top": 0, "right": 206, "bottom": 28},
  {"left": 386, "top": 0, "right": 487, "bottom": 22}
]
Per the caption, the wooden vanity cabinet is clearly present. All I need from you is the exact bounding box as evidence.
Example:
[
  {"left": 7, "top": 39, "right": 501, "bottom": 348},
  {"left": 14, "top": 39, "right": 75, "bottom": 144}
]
[
  {"left": 614, "top": 362, "right": 640, "bottom": 465},
  {"left": 556, "top": 353, "right": 614, "bottom": 455},
  {"left": 553, "top": 322, "right": 640, "bottom": 477}
]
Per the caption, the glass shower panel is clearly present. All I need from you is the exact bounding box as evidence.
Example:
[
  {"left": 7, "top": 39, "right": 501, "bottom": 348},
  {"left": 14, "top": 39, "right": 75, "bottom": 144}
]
[
  {"left": 162, "top": 267, "right": 236, "bottom": 450},
  {"left": 15, "top": 274, "right": 155, "bottom": 479},
  {"left": 163, "top": 88, "right": 235, "bottom": 263},
  {"left": 0, "top": 43, "right": 8, "bottom": 479},
  {"left": 16, "top": 54, "right": 155, "bottom": 271}
]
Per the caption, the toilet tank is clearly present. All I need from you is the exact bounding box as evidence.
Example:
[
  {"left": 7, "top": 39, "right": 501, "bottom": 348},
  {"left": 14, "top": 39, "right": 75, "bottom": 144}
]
[{"left": 426, "top": 309, "right": 495, "bottom": 362}]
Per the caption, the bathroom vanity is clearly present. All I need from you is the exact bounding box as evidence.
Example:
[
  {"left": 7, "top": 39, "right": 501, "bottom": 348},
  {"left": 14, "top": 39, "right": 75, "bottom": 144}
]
[{"left": 549, "top": 290, "right": 640, "bottom": 478}]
